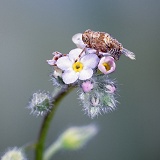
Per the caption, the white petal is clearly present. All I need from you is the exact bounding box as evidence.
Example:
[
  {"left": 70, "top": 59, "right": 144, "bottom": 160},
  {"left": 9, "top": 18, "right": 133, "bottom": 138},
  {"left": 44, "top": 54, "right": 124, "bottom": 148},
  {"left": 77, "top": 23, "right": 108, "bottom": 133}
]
[
  {"left": 47, "top": 60, "right": 55, "bottom": 65},
  {"left": 56, "top": 56, "right": 72, "bottom": 70},
  {"left": 72, "top": 33, "right": 82, "bottom": 44},
  {"left": 81, "top": 54, "right": 99, "bottom": 69},
  {"left": 62, "top": 70, "right": 78, "bottom": 84},
  {"left": 72, "top": 33, "right": 86, "bottom": 49},
  {"left": 79, "top": 68, "right": 93, "bottom": 80},
  {"left": 85, "top": 48, "right": 97, "bottom": 54},
  {"left": 68, "top": 48, "right": 84, "bottom": 62}
]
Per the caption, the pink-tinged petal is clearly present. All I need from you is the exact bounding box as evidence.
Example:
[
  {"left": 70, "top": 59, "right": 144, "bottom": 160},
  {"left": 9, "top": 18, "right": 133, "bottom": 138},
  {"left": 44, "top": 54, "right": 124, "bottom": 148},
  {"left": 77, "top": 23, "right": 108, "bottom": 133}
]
[
  {"left": 47, "top": 60, "right": 56, "bottom": 66},
  {"left": 98, "top": 56, "right": 116, "bottom": 74},
  {"left": 81, "top": 54, "right": 99, "bottom": 69},
  {"left": 72, "top": 33, "right": 86, "bottom": 49},
  {"left": 56, "top": 56, "right": 72, "bottom": 70},
  {"left": 68, "top": 48, "right": 85, "bottom": 62},
  {"left": 62, "top": 70, "right": 79, "bottom": 84},
  {"left": 52, "top": 51, "right": 63, "bottom": 56},
  {"left": 106, "top": 85, "right": 116, "bottom": 93},
  {"left": 79, "top": 68, "right": 93, "bottom": 80},
  {"left": 91, "top": 97, "right": 100, "bottom": 107}
]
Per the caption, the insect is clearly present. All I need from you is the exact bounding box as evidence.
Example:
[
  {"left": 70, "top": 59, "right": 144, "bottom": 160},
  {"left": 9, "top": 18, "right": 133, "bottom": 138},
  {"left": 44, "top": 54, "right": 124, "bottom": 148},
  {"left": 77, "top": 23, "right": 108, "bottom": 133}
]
[{"left": 82, "top": 29, "right": 135, "bottom": 60}]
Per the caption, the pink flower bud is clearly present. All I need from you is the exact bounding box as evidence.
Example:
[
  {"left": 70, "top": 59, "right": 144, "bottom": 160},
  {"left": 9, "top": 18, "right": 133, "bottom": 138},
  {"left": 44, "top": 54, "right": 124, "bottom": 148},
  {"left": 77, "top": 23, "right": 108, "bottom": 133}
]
[
  {"left": 106, "top": 85, "right": 116, "bottom": 93},
  {"left": 81, "top": 81, "right": 93, "bottom": 92}
]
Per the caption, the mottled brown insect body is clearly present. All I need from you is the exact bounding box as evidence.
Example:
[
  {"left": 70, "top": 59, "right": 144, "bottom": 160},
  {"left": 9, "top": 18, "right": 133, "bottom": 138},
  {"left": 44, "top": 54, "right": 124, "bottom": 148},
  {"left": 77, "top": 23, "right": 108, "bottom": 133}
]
[{"left": 82, "top": 29, "right": 123, "bottom": 60}]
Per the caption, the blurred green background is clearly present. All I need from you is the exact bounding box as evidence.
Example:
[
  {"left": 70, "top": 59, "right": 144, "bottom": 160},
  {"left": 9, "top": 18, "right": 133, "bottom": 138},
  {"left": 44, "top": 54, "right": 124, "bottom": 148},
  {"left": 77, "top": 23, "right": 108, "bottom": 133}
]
[{"left": 0, "top": 0, "right": 160, "bottom": 159}]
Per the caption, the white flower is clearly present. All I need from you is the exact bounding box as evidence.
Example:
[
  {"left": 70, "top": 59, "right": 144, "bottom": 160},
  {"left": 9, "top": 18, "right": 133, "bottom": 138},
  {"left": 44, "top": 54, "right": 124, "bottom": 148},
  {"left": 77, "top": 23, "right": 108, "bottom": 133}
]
[
  {"left": 56, "top": 48, "right": 99, "bottom": 84},
  {"left": 1, "top": 147, "right": 27, "bottom": 160},
  {"left": 47, "top": 52, "right": 63, "bottom": 66}
]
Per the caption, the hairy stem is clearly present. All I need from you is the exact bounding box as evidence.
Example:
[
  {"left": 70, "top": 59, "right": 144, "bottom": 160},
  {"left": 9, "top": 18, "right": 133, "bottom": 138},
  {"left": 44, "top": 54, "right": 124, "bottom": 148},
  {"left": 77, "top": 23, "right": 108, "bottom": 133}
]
[{"left": 35, "top": 86, "right": 74, "bottom": 160}]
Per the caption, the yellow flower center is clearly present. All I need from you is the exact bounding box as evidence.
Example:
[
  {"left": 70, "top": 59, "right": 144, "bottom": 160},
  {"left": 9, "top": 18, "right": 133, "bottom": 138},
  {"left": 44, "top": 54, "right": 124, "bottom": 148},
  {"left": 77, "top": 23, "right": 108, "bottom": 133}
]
[
  {"left": 103, "top": 62, "right": 111, "bottom": 71},
  {"left": 72, "top": 61, "right": 83, "bottom": 72}
]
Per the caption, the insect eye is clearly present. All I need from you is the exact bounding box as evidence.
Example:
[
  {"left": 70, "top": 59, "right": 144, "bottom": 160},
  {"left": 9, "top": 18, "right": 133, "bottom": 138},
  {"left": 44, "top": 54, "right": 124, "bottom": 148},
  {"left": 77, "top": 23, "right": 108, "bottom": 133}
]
[
  {"left": 82, "top": 36, "right": 89, "bottom": 43},
  {"left": 85, "top": 38, "right": 88, "bottom": 42}
]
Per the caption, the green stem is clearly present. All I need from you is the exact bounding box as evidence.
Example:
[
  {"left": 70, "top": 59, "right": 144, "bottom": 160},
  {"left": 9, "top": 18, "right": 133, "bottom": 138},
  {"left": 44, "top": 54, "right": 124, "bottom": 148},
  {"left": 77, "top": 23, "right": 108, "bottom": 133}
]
[{"left": 35, "top": 86, "right": 74, "bottom": 160}]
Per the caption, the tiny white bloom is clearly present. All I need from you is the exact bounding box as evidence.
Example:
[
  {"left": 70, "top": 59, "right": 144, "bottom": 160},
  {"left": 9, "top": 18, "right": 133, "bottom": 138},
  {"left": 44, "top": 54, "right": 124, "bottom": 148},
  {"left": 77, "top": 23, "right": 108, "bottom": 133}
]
[
  {"left": 56, "top": 48, "right": 99, "bottom": 84},
  {"left": 98, "top": 56, "right": 116, "bottom": 74},
  {"left": 47, "top": 52, "right": 63, "bottom": 66},
  {"left": 1, "top": 147, "right": 27, "bottom": 160}
]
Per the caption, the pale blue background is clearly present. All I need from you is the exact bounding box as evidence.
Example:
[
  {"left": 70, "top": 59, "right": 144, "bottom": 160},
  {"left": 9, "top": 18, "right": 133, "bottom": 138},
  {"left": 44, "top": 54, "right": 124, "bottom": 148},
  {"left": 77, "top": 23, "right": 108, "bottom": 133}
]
[{"left": 0, "top": 0, "right": 160, "bottom": 160}]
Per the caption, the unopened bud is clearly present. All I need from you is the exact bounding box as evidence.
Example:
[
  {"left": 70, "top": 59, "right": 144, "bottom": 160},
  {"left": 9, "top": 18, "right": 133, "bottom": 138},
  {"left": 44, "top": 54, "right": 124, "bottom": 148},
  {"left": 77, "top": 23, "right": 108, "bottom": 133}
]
[
  {"left": 60, "top": 124, "right": 98, "bottom": 150},
  {"left": 28, "top": 91, "right": 52, "bottom": 116}
]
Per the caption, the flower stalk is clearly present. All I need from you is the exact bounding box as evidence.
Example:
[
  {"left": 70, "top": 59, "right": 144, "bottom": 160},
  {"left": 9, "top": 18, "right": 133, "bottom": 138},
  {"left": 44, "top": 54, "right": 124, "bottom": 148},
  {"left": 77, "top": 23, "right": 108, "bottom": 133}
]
[
  {"left": 2, "top": 29, "right": 135, "bottom": 160},
  {"left": 35, "top": 86, "right": 74, "bottom": 160}
]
